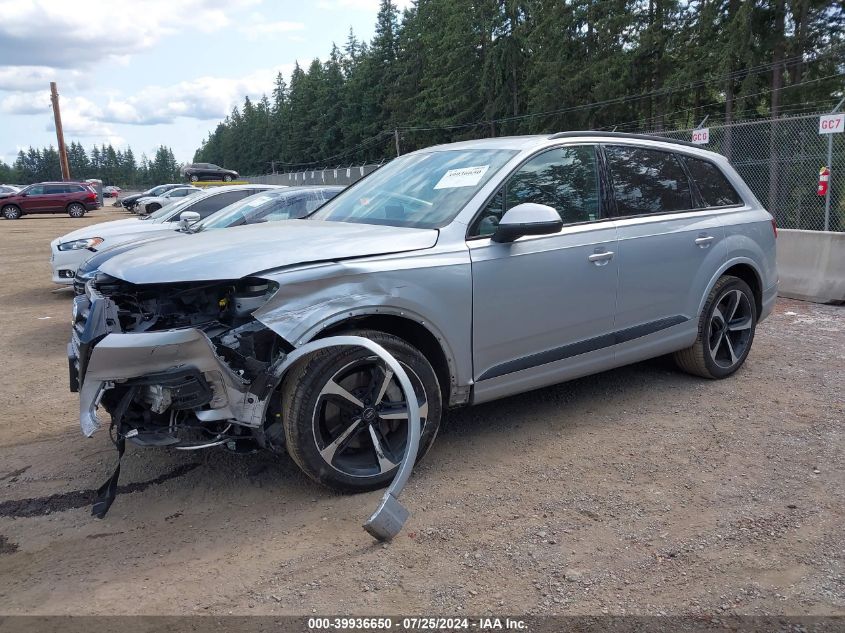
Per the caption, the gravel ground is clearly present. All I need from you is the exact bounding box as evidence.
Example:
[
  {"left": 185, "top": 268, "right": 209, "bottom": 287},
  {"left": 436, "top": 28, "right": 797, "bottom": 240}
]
[{"left": 0, "top": 207, "right": 842, "bottom": 617}]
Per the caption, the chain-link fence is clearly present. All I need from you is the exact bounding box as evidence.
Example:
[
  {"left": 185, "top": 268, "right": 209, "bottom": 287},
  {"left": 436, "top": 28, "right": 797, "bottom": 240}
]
[
  {"left": 247, "top": 112, "right": 843, "bottom": 231},
  {"left": 643, "top": 112, "right": 843, "bottom": 231}
]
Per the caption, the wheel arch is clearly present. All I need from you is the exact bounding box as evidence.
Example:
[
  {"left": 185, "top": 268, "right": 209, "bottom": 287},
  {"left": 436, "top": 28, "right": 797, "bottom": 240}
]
[
  {"left": 315, "top": 312, "right": 458, "bottom": 407},
  {"left": 699, "top": 258, "right": 763, "bottom": 318}
]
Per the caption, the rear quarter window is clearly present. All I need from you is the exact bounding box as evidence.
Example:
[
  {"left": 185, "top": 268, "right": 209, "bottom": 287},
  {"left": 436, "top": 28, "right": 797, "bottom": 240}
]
[{"left": 683, "top": 157, "right": 742, "bottom": 207}]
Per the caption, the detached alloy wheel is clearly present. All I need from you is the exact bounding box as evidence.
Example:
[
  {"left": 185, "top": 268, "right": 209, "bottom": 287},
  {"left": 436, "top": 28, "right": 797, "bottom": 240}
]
[
  {"left": 674, "top": 275, "right": 757, "bottom": 379},
  {"left": 67, "top": 203, "right": 86, "bottom": 218},
  {"left": 2, "top": 204, "right": 21, "bottom": 220},
  {"left": 281, "top": 330, "right": 442, "bottom": 492}
]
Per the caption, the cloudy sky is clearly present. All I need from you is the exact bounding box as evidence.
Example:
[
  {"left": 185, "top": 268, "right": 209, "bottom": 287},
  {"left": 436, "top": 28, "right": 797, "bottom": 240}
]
[{"left": 0, "top": 0, "right": 409, "bottom": 165}]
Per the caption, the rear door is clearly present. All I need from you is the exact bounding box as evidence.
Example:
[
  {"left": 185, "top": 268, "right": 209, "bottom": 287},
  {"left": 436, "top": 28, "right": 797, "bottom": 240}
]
[
  {"left": 469, "top": 144, "right": 619, "bottom": 395},
  {"left": 605, "top": 144, "right": 727, "bottom": 344}
]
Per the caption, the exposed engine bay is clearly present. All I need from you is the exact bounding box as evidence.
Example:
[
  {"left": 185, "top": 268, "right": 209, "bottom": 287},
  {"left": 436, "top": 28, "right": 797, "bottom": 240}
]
[{"left": 78, "top": 274, "right": 290, "bottom": 452}]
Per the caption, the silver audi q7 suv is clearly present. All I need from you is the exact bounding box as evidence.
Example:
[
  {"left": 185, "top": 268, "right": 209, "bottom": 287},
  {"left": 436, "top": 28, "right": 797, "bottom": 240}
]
[{"left": 70, "top": 132, "right": 777, "bottom": 500}]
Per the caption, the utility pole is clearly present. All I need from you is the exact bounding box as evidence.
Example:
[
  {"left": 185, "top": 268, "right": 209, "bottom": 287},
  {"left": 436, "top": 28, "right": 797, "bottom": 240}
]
[
  {"left": 394, "top": 129, "right": 401, "bottom": 157},
  {"left": 50, "top": 82, "right": 71, "bottom": 180}
]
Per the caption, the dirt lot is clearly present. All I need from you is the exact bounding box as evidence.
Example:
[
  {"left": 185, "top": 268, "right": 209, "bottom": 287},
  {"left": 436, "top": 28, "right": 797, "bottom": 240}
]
[{"left": 0, "top": 206, "right": 842, "bottom": 617}]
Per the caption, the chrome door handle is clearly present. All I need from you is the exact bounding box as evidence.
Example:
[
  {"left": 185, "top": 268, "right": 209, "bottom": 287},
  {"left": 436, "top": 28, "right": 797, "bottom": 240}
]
[
  {"left": 695, "top": 235, "right": 715, "bottom": 246},
  {"left": 588, "top": 251, "right": 614, "bottom": 263}
]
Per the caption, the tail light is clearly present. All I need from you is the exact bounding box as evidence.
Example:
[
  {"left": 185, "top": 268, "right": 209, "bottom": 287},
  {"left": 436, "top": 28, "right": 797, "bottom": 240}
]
[
  {"left": 86, "top": 192, "right": 96, "bottom": 201},
  {"left": 771, "top": 218, "right": 778, "bottom": 238}
]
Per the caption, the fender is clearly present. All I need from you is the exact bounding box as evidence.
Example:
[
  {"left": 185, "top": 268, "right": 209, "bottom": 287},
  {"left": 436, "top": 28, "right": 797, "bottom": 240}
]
[{"left": 697, "top": 256, "right": 764, "bottom": 316}]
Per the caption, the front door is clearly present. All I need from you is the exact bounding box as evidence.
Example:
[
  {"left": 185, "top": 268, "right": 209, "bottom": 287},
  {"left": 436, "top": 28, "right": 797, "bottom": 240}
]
[
  {"left": 19, "top": 185, "right": 50, "bottom": 212},
  {"left": 468, "top": 145, "right": 618, "bottom": 399}
]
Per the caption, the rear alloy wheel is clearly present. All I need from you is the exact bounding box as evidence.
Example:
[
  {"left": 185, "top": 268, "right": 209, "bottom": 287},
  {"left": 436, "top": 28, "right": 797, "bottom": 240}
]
[
  {"left": 2, "top": 204, "right": 21, "bottom": 220},
  {"left": 67, "top": 203, "right": 86, "bottom": 218},
  {"left": 281, "top": 330, "right": 442, "bottom": 492},
  {"left": 223, "top": 174, "right": 233, "bottom": 182},
  {"left": 674, "top": 275, "right": 757, "bottom": 379}
]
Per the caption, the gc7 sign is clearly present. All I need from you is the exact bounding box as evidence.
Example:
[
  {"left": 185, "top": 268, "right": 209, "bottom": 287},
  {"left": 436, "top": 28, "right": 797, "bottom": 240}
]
[
  {"left": 691, "top": 128, "right": 709, "bottom": 144},
  {"left": 819, "top": 113, "right": 844, "bottom": 134}
]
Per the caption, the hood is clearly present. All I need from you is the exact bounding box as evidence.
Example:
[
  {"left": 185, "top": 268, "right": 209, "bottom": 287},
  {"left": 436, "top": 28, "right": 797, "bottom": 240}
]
[
  {"left": 0, "top": 192, "right": 15, "bottom": 199},
  {"left": 100, "top": 220, "right": 439, "bottom": 284},
  {"left": 77, "top": 232, "right": 183, "bottom": 278},
  {"left": 54, "top": 217, "right": 175, "bottom": 245}
]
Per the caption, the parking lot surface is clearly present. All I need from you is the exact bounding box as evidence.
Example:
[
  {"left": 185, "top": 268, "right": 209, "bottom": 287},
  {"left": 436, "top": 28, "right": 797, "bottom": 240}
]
[{"left": 0, "top": 208, "right": 842, "bottom": 616}]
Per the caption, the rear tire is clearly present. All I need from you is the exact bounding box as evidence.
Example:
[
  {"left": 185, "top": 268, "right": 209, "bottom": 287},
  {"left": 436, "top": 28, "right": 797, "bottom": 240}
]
[
  {"left": 67, "top": 203, "right": 86, "bottom": 218},
  {"left": 280, "top": 329, "right": 442, "bottom": 492},
  {"left": 674, "top": 275, "right": 757, "bottom": 379},
  {"left": 2, "top": 204, "right": 21, "bottom": 220}
]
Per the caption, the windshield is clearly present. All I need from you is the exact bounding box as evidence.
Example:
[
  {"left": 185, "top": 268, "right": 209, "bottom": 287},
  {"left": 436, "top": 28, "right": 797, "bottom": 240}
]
[
  {"left": 309, "top": 149, "right": 517, "bottom": 229},
  {"left": 194, "top": 189, "right": 335, "bottom": 231}
]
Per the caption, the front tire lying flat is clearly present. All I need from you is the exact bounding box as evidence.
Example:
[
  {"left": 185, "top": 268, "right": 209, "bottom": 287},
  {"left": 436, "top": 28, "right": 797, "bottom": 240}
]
[
  {"left": 674, "top": 275, "right": 757, "bottom": 379},
  {"left": 281, "top": 329, "right": 442, "bottom": 492}
]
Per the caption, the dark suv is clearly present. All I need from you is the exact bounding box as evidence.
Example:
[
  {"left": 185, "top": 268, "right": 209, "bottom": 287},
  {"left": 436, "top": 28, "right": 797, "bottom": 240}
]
[
  {"left": 181, "top": 163, "right": 239, "bottom": 182},
  {"left": 0, "top": 182, "right": 100, "bottom": 219}
]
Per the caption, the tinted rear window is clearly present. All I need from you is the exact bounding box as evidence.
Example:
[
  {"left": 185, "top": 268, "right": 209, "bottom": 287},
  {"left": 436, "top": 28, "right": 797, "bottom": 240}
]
[
  {"left": 605, "top": 145, "right": 693, "bottom": 215},
  {"left": 684, "top": 157, "right": 742, "bottom": 207}
]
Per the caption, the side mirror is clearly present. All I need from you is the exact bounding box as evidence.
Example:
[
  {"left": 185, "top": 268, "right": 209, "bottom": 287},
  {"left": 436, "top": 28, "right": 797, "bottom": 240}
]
[
  {"left": 491, "top": 203, "right": 563, "bottom": 243},
  {"left": 179, "top": 210, "right": 200, "bottom": 228}
]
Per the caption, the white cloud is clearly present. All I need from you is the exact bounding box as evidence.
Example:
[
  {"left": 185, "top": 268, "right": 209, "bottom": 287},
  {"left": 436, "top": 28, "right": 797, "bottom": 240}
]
[
  {"left": 241, "top": 20, "right": 306, "bottom": 39},
  {"left": 0, "top": 92, "right": 51, "bottom": 115},
  {"left": 3, "top": 66, "right": 294, "bottom": 132},
  {"left": 0, "top": 67, "right": 88, "bottom": 92},
  {"left": 0, "top": 0, "right": 260, "bottom": 69},
  {"left": 316, "top": 0, "right": 413, "bottom": 11}
]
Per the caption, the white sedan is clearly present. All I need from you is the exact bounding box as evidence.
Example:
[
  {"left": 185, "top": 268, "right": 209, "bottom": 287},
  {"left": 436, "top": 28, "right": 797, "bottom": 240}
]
[
  {"left": 49, "top": 184, "right": 284, "bottom": 284},
  {"left": 133, "top": 186, "right": 200, "bottom": 214}
]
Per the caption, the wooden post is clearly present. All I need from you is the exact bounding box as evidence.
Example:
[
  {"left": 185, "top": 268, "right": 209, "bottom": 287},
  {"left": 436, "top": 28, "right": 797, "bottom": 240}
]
[{"left": 50, "top": 82, "right": 71, "bottom": 180}]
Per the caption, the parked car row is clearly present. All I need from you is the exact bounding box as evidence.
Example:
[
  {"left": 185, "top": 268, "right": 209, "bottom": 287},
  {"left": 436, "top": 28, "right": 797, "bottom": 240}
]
[
  {"left": 51, "top": 184, "right": 342, "bottom": 283},
  {"left": 118, "top": 183, "right": 186, "bottom": 212},
  {"left": 63, "top": 133, "right": 777, "bottom": 509}
]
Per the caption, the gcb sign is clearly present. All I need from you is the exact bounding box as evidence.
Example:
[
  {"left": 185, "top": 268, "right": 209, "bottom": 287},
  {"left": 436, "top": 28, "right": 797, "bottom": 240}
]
[
  {"left": 819, "top": 113, "right": 844, "bottom": 134},
  {"left": 691, "top": 128, "right": 709, "bottom": 144}
]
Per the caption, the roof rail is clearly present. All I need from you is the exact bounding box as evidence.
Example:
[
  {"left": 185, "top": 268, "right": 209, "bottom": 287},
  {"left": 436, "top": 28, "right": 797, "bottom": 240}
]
[{"left": 547, "top": 130, "right": 702, "bottom": 149}]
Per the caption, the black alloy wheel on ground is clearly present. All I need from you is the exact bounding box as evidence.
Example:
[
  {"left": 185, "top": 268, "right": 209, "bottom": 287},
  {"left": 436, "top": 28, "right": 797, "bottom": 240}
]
[
  {"left": 280, "top": 330, "right": 442, "bottom": 492},
  {"left": 674, "top": 275, "right": 757, "bottom": 379}
]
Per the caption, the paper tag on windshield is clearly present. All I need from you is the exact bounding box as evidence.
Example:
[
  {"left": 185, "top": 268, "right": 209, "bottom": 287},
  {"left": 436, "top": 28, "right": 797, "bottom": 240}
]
[{"left": 434, "top": 165, "right": 489, "bottom": 190}]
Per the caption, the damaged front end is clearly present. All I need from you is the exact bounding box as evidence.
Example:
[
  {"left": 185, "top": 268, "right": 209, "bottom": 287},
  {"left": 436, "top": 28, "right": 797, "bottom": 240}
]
[
  {"left": 70, "top": 273, "right": 287, "bottom": 450},
  {"left": 69, "top": 275, "right": 423, "bottom": 538}
]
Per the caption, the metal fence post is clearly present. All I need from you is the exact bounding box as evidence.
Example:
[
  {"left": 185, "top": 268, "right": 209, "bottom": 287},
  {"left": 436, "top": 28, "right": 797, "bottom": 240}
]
[{"left": 824, "top": 97, "right": 844, "bottom": 231}]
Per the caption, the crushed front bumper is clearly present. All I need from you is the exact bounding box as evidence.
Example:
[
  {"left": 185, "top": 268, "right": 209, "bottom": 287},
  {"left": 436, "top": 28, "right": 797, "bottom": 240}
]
[{"left": 70, "top": 285, "right": 250, "bottom": 437}]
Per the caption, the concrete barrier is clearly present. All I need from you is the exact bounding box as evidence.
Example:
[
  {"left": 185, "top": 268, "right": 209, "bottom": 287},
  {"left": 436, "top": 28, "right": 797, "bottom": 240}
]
[{"left": 777, "top": 229, "right": 845, "bottom": 304}]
